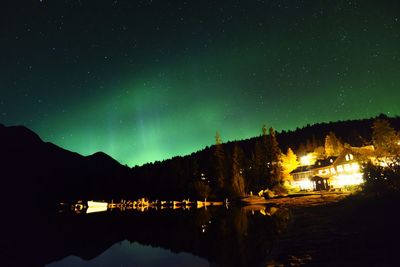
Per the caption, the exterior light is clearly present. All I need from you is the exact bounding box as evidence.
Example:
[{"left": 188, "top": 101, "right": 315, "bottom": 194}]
[
  {"left": 292, "top": 179, "right": 313, "bottom": 190},
  {"left": 300, "top": 153, "right": 316, "bottom": 166},
  {"left": 351, "top": 163, "right": 360, "bottom": 171},
  {"left": 331, "top": 173, "right": 364, "bottom": 187}
]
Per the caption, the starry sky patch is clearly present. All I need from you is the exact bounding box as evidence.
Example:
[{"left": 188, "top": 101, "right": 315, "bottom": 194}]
[{"left": 1, "top": 0, "right": 400, "bottom": 165}]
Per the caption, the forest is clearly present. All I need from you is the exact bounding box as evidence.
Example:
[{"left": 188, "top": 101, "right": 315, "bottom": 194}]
[
  {"left": 1, "top": 114, "right": 400, "bottom": 207},
  {"left": 131, "top": 114, "right": 400, "bottom": 200}
]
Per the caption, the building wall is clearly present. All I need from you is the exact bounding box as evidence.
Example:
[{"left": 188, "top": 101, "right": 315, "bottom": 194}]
[{"left": 291, "top": 150, "right": 364, "bottom": 190}]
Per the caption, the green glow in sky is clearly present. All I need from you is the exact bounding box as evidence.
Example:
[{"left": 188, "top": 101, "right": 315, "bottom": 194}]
[{"left": 1, "top": 1, "right": 400, "bottom": 166}]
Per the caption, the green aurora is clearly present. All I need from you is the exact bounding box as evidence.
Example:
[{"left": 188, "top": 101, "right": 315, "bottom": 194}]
[{"left": 1, "top": 0, "right": 400, "bottom": 166}]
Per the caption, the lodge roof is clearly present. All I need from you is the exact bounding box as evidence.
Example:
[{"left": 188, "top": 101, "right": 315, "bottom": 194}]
[
  {"left": 291, "top": 145, "right": 375, "bottom": 175},
  {"left": 291, "top": 165, "right": 313, "bottom": 173},
  {"left": 314, "top": 156, "right": 337, "bottom": 168},
  {"left": 291, "top": 156, "right": 338, "bottom": 174}
]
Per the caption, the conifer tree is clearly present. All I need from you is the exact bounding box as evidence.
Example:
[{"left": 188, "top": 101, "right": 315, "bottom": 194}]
[
  {"left": 249, "top": 140, "right": 263, "bottom": 191},
  {"left": 372, "top": 119, "right": 399, "bottom": 157},
  {"left": 296, "top": 143, "right": 307, "bottom": 156},
  {"left": 260, "top": 124, "right": 270, "bottom": 187},
  {"left": 231, "top": 143, "right": 246, "bottom": 197},
  {"left": 248, "top": 125, "right": 269, "bottom": 192},
  {"left": 267, "top": 127, "right": 283, "bottom": 188},
  {"left": 194, "top": 180, "right": 211, "bottom": 202},
  {"left": 213, "top": 131, "right": 227, "bottom": 197},
  {"left": 324, "top": 131, "right": 344, "bottom": 157}
]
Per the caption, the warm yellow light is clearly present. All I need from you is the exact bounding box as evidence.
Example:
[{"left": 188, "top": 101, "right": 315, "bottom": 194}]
[
  {"left": 378, "top": 157, "right": 395, "bottom": 167},
  {"left": 88, "top": 201, "right": 108, "bottom": 208},
  {"left": 337, "top": 165, "right": 344, "bottom": 173},
  {"left": 86, "top": 201, "right": 108, "bottom": 213},
  {"left": 300, "top": 153, "right": 316, "bottom": 166},
  {"left": 351, "top": 163, "right": 360, "bottom": 171},
  {"left": 318, "top": 168, "right": 330, "bottom": 175},
  {"left": 260, "top": 209, "right": 267, "bottom": 216},
  {"left": 86, "top": 206, "right": 107, "bottom": 213},
  {"left": 293, "top": 178, "right": 313, "bottom": 190},
  {"left": 331, "top": 173, "right": 364, "bottom": 187},
  {"left": 344, "top": 163, "right": 351, "bottom": 172}
]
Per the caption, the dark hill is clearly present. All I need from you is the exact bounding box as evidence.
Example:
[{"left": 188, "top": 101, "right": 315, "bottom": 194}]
[
  {"left": 0, "top": 123, "right": 131, "bottom": 211},
  {"left": 87, "top": 151, "right": 123, "bottom": 168},
  {"left": 1, "top": 114, "right": 400, "bottom": 207}
]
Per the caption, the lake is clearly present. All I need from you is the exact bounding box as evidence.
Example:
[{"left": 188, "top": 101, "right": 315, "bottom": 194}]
[{"left": 2, "top": 204, "right": 291, "bottom": 267}]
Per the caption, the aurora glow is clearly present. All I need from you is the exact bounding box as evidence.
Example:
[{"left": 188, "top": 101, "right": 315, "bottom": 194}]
[{"left": 1, "top": 1, "right": 400, "bottom": 166}]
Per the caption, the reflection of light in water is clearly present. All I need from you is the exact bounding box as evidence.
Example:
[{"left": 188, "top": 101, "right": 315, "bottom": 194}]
[
  {"left": 247, "top": 206, "right": 279, "bottom": 216},
  {"left": 72, "top": 199, "right": 231, "bottom": 213},
  {"left": 200, "top": 220, "right": 213, "bottom": 233},
  {"left": 50, "top": 206, "right": 291, "bottom": 267},
  {"left": 86, "top": 206, "right": 107, "bottom": 214},
  {"left": 86, "top": 201, "right": 108, "bottom": 214}
]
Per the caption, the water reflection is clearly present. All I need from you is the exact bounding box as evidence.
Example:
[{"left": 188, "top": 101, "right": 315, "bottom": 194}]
[
  {"left": 3, "top": 205, "right": 290, "bottom": 267},
  {"left": 68, "top": 199, "right": 230, "bottom": 214},
  {"left": 48, "top": 241, "right": 209, "bottom": 267}
]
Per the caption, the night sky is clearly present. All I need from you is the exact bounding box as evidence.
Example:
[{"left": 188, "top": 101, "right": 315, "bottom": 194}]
[{"left": 1, "top": 0, "right": 400, "bottom": 166}]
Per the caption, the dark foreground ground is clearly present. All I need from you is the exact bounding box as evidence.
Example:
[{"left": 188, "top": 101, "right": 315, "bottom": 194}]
[{"left": 265, "top": 192, "right": 400, "bottom": 266}]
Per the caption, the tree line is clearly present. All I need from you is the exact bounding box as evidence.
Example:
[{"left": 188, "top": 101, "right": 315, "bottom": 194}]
[{"left": 130, "top": 114, "right": 400, "bottom": 200}]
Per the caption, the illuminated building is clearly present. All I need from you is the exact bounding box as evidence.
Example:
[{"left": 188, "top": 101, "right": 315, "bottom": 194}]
[{"left": 290, "top": 146, "right": 375, "bottom": 191}]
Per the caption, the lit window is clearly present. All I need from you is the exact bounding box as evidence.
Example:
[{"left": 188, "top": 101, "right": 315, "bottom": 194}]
[
  {"left": 319, "top": 170, "right": 323, "bottom": 175},
  {"left": 337, "top": 165, "right": 344, "bottom": 173},
  {"left": 330, "top": 167, "right": 336, "bottom": 174},
  {"left": 349, "top": 154, "right": 354, "bottom": 160},
  {"left": 344, "top": 163, "right": 351, "bottom": 172},
  {"left": 345, "top": 154, "right": 349, "bottom": 161},
  {"left": 351, "top": 163, "right": 360, "bottom": 171}
]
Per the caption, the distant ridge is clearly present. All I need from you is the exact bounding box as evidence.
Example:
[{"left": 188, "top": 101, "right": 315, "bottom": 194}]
[
  {"left": 1, "top": 114, "right": 400, "bottom": 208},
  {"left": 87, "top": 151, "right": 123, "bottom": 167},
  {"left": 0, "top": 123, "right": 131, "bottom": 211}
]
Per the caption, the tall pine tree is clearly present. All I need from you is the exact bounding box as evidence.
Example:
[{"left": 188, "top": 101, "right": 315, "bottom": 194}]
[
  {"left": 324, "top": 131, "right": 344, "bottom": 157},
  {"left": 231, "top": 143, "right": 246, "bottom": 198},
  {"left": 213, "top": 131, "right": 227, "bottom": 197},
  {"left": 267, "top": 127, "right": 283, "bottom": 188},
  {"left": 372, "top": 119, "right": 399, "bottom": 157}
]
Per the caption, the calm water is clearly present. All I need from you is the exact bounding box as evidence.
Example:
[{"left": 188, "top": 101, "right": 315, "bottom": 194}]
[
  {"left": 2, "top": 205, "right": 290, "bottom": 267},
  {"left": 47, "top": 241, "right": 209, "bottom": 267}
]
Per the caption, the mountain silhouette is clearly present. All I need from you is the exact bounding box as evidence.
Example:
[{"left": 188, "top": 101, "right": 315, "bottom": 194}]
[
  {"left": 0, "top": 123, "right": 131, "bottom": 211},
  {"left": 2, "top": 114, "right": 400, "bottom": 209}
]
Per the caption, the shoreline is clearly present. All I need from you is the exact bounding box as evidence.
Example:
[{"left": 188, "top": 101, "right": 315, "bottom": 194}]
[{"left": 241, "top": 191, "right": 350, "bottom": 207}]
